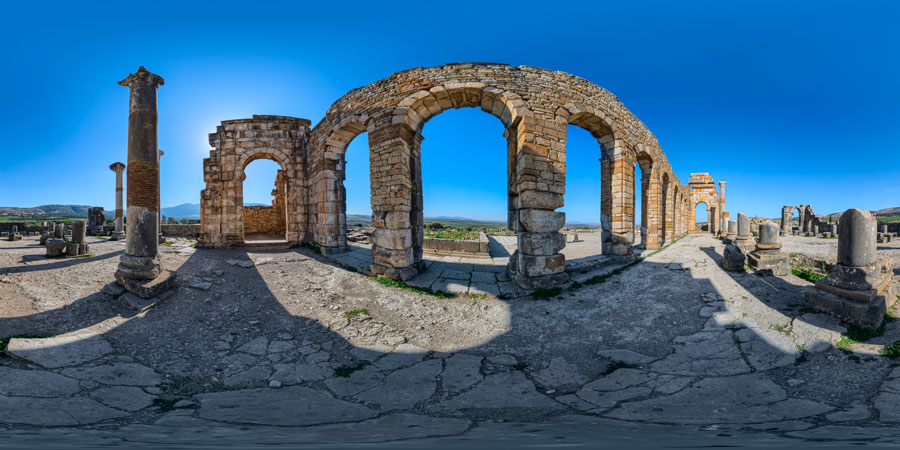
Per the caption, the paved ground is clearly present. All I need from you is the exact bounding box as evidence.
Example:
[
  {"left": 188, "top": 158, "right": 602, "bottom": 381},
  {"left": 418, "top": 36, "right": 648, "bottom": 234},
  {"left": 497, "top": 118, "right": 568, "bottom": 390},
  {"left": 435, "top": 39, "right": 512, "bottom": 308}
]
[
  {"left": 329, "top": 231, "right": 613, "bottom": 297},
  {"left": 2, "top": 232, "right": 900, "bottom": 448}
]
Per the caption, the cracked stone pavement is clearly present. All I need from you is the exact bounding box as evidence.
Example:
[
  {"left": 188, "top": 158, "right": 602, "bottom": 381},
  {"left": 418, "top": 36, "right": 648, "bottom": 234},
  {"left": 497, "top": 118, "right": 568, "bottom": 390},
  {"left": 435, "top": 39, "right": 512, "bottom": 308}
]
[{"left": 2, "top": 233, "right": 900, "bottom": 447}]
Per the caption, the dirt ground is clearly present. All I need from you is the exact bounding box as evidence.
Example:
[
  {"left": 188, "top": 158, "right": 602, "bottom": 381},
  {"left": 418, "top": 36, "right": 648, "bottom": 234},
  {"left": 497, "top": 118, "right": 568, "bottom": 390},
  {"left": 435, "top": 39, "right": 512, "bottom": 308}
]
[{"left": 2, "top": 232, "right": 900, "bottom": 446}]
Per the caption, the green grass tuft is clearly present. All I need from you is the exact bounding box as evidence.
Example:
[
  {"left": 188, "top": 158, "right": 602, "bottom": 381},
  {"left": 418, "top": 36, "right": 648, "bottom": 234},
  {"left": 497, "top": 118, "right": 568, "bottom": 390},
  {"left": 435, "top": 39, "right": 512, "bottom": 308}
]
[
  {"left": 374, "top": 276, "right": 452, "bottom": 298},
  {"left": 302, "top": 242, "right": 322, "bottom": 254},
  {"left": 344, "top": 308, "right": 370, "bottom": 319},
  {"left": 532, "top": 287, "right": 562, "bottom": 299},
  {"left": 792, "top": 267, "right": 826, "bottom": 283},
  {"left": 881, "top": 341, "right": 900, "bottom": 358}
]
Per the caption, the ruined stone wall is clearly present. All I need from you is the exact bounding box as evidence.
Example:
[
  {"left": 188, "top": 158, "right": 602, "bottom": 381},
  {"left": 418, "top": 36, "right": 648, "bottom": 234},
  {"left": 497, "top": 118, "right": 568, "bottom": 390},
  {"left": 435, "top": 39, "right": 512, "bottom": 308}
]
[
  {"left": 160, "top": 224, "right": 200, "bottom": 236},
  {"left": 201, "top": 64, "right": 706, "bottom": 287},
  {"left": 199, "top": 116, "right": 308, "bottom": 248},
  {"left": 688, "top": 173, "right": 720, "bottom": 234},
  {"left": 242, "top": 170, "right": 286, "bottom": 236}
]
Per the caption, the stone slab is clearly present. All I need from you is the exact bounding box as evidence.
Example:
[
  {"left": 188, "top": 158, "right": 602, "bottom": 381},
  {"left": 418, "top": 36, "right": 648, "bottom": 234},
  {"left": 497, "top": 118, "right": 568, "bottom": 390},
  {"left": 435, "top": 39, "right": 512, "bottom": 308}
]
[
  {"left": 6, "top": 334, "right": 114, "bottom": 369},
  {"left": 195, "top": 386, "right": 377, "bottom": 426}
]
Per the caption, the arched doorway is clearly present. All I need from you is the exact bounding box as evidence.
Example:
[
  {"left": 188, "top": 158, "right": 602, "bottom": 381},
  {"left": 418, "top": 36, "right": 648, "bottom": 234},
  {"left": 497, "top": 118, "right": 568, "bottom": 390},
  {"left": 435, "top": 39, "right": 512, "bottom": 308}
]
[
  {"left": 241, "top": 158, "right": 287, "bottom": 245},
  {"left": 694, "top": 201, "right": 709, "bottom": 232}
]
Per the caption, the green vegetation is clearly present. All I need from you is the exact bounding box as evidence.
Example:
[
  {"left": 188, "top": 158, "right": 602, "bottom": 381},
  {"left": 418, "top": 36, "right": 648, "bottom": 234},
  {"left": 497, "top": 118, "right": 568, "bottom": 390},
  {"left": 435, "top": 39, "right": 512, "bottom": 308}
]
[
  {"left": 303, "top": 242, "right": 322, "bottom": 254},
  {"left": 532, "top": 287, "right": 562, "bottom": 299},
  {"left": 792, "top": 267, "right": 826, "bottom": 283},
  {"left": 344, "top": 308, "right": 370, "bottom": 319},
  {"left": 836, "top": 313, "right": 897, "bottom": 353},
  {"left": 772, "top": 324, "right": 793, "bottom": 336},
  {"left": 334, "top": 361, "right": 370, "bottom": 378},
  {"left": 424, "top": 230, "right": 481, "bottom": 241},
  {"left": 876, "top": 216, "right": 900, "bottom": 223},
  {"left": 374, "top": 276, "right": 452, "bottom": 298},
  {"left": 881, "top": 341, "right": 900, "bottom": 358}
]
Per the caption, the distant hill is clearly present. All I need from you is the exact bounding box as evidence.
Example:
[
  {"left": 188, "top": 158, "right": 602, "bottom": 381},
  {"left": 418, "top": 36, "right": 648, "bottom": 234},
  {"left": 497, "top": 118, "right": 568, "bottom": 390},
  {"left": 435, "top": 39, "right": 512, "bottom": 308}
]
[
  {"left": 0, "top": 204, "right": 113, "bottom": 218},
  {"left": 821, "top": 207, "right": 900, "bottom": 221}
]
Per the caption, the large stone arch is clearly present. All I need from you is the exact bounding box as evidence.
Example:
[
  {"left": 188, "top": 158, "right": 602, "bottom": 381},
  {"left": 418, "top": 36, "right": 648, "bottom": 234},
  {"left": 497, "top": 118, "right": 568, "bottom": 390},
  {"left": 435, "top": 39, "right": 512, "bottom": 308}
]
[
  {"left": 199, "top": 115, "right": 309, "bottom": 248},
  {"left": 202, "top": 63, "right": 719, "bottom": 289}
]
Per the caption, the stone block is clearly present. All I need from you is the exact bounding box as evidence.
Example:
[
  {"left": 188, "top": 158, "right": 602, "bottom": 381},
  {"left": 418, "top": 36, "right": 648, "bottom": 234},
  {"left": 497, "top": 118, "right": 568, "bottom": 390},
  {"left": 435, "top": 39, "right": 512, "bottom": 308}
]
[
  {"left": 372, "top": 228, "right": 412, "bottom": 251},
  {"left": 747, "top": 251, "right": 790, "bottom": 276},
  {"left": 46, "top": 240, "right": 67, "bottom": 257},
  {"left": 722, "top": 244, "right": 745, "bottom": 271},
  {"left": 120, "top": 270, "right": 177, "bottom": 300},
  {"left": 516, "top": 190, "right": 563, "bottom": 210},
  {"left": 518, "top": 209, "right": 565, "bottom": 233},
  {"left": 518, "top": 232, "right": 565, "bottom": 256},
  {"left": 518, "top": 253, "right": 565, "bottom": 277},
  {"left": 804, "top": 279, "right": 896, "bottom": 330}
]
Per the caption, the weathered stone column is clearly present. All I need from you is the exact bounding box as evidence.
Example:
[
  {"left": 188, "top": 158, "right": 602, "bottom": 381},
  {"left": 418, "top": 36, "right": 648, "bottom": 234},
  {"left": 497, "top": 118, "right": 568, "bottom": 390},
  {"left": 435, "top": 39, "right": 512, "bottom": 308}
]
[
  {"left": 54, "top": 223, "right": 64, "bottom": 239},
  {"left": 748, "top": 221, "right": 789, "bottom": 275},
  {"left": 109, "top": 162, "right": 126, "bottom": 240},
  {"left": 806, "top": 209, "right": 896, "bottom": 329},
  {"left": 718, "top": 181, "right": 726, "bottom": 236},
  {"left": 734, "top": 212, "right": 754, "bottom": 251},
  {"left": 66, "top": 220, "right": 89, "bottom": 256},
  {"left": 725, "top": 219, "right": 737, "bottom": 243},
  {"left": 115, "top": 67, "right": 176, "bottom": 298},
  {"left": 158, "top": 150, "right": 166, "bottom": 244},
  {"left": 600, "top": 141, "right": 636, "bottom": 257}
]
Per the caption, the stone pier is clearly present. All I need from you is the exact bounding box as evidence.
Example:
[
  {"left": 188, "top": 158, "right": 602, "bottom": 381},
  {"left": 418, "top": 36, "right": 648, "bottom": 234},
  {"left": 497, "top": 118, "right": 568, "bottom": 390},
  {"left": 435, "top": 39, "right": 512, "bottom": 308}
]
[
  {"left": 66, "top": 220, "right": 89, "bottom": 257},
  {"left": 748, "top": 221, "right": 789, "bottom": 276},
  {"left": 725, "top": 219, "right": 737, "bottom": 244},
  {"left": 114, "top": 66, "right": 176, "bottom": 299},
  {"left": 87, "top": 207, "right": 105, "bottom": 236},
  {"left": 805, "top": 209, "right": 897, "bottom": 330},
  {"left": 109, "top": 162, "right": 126, "bottom": 240},
  {"left": 733, "top": 213, "right": 754, "bottom": 252},
  {"left": 718, "top": 181, "right": 726, "bottom": 236}
]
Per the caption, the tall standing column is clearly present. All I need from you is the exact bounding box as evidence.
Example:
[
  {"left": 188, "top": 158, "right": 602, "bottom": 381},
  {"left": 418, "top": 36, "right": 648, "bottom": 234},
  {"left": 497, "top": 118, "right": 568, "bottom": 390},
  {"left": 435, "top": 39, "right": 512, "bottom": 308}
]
[
  {"left": 115, "top": 67, "right": 176, "bottom": 298},
  {"left": 718, "top": 181, "right": 726, "bottom": 236},
  {"left": 109, "top": 162, "right": 126, "bottom": 240},
  {"left": 158, "top": 149, "right": 166, "bottom": 244}
]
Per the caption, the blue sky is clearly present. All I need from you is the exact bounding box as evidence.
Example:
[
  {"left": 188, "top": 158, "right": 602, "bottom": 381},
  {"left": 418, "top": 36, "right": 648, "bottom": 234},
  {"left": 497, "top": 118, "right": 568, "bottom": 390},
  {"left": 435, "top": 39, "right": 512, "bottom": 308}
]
[{"left": 1, "top": 1, "right": 898, "bottom": 224}]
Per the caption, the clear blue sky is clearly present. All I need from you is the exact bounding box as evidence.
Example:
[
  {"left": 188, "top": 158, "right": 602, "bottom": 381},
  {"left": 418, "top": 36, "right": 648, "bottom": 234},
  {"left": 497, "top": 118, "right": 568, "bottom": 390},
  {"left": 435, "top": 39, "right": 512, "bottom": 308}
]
[{"left": 2, "top": 1, "right": 898, "bottom": 224}]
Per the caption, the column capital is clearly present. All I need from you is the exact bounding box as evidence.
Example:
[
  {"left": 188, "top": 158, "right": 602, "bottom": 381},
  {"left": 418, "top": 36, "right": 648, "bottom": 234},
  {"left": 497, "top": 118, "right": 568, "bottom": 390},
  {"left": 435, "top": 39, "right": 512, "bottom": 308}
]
[
  {"left": 119, "top": 66, "right": 164, "bottom": 88},
  {"left": 109, "top": 162, "right": 125, "bottom": 172}
]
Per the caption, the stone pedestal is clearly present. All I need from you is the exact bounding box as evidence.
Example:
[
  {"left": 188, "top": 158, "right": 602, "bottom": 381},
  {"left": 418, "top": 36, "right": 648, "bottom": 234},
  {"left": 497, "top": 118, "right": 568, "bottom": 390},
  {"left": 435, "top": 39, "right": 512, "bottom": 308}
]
[
  {"left": 748, "top": 222, "right": 789, "bottom": 276},
  {"left": 114, "top": 66, "right": 176, "bottom": 299},
  {"left": 722, "top": 244, "right": 746, "bottom": 271},
  {"left": 805, "top": 209, "right": 897, "bottom": 330},
  {"left": 724, "top": 220, "right": 737, "bottom": 244},
  {"left": 733, "top": 213, "right": 755, "bottom": 252},
  {"left": 46, "top": 240, "right": 67, "bottom": 257},
  {"left": 66, "top": 220, "right": 90, "bottom": 257}
]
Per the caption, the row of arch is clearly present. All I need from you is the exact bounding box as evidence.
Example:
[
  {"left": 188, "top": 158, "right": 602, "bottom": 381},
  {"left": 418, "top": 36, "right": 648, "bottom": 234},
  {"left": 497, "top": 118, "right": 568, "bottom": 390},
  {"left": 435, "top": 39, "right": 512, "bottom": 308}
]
[{"left": 200, "top": 64, "right": 701, "bottom": 288}]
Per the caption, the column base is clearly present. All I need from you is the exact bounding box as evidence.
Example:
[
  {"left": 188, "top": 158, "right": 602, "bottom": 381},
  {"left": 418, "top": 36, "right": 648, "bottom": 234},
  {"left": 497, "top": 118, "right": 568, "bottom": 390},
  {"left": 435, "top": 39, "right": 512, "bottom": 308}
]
[
  {"left": 370, "top": 261, "right": 425, "bottom": 281},
  {"left": 116, "top": 254, "right": 162, "bottom": 281},
  {"left": 111, "top": 231, "right": 125, "bottom": 240},
  {"left": 805, "top": 277, "right": 896, "bottom": 330},
  {"left": 118, "top": 270, "right": 177, "bottom": 300}
]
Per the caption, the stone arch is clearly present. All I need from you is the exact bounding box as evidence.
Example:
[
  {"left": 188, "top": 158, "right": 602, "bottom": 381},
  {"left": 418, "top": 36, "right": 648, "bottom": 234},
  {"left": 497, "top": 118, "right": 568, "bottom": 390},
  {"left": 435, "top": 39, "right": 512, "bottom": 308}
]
[
  {"left": 199, "top": 115, "right": 309, "bottom": 248},
  {"left": 635, "top": 150, "right": 658, "bottom": 248},
  {"left": 687, "top": 173, "right": 719, "bottom": 234},
  {"left": 661, "top": 172, "right": 672, "bottom": 244}
]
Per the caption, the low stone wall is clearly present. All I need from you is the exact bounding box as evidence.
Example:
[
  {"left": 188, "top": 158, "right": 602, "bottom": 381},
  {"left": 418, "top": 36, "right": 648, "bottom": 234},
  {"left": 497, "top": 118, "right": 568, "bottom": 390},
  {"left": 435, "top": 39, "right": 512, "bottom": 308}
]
[
  {"left": 160, "top": 224, "right": 201, "bottom": 237},
  {"left": 423, "top": 232, "right": 490, "bottom": 258},
  {"left": 243, "top": 206, "right": 285, "bottom": 235}
]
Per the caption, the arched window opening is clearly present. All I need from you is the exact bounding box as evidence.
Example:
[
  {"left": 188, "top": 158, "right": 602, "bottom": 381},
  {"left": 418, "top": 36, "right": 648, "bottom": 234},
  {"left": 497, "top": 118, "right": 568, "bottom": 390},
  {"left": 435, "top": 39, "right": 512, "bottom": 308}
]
[{"left": 242, "top": 158, "right": 286, "bottom": 242}]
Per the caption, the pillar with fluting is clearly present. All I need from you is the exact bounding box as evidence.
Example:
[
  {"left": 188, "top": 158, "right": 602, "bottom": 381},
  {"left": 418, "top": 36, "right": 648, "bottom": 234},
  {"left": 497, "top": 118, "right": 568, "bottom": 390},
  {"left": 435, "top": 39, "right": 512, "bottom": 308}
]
[
  {"left": 109, "top": 162, "right": 126, "bottom": 239},
  {"left": 114, "top": 66, "right": 175, "bottom": 298}
]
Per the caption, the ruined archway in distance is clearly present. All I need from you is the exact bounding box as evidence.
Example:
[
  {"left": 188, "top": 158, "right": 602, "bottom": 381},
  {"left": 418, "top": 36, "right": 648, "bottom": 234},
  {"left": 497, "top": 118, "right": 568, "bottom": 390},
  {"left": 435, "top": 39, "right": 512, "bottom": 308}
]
[{"left": 688, "top": 173, "right": 720, "bottom": 234}]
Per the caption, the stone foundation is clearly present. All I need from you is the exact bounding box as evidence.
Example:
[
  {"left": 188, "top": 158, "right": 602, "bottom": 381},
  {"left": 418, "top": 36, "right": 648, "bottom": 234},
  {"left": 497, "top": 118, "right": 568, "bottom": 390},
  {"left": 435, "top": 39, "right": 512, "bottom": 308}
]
[{"left": 423, "top": 232, "right": 490, "bottom": 258}]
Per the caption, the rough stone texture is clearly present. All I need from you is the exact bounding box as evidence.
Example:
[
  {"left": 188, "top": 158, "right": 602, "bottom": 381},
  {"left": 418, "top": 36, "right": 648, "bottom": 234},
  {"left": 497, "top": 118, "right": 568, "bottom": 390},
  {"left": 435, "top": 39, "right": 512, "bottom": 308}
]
[
  {"left": 687, "top": 173, "right": 719, "bottom": 236},
  {"left": 195, "top": 386, "right": 377, "bottom": 425},
  {"left": 805, "top": 208, "right": 897, "bottom": 329},
  {"left": 199, "top": 63, "right": 701, "bottom": 287},
  {"left": 87, "top": 207, "right": 105, "bottom": 236},
  {"left": 722, "top": 244, "right": 746, "bottom": 271},
  {"left": 748, "top": 221, "right": 790, "bottom": 276},
  {"left": 45, "top": 239, "right": 67, "bottom": 257},
  {"left": 110, "top": 162, "right": 126, "bottom": 239},
  {"left": 6, "top": 334, "right": 114, "bottom": 368}
]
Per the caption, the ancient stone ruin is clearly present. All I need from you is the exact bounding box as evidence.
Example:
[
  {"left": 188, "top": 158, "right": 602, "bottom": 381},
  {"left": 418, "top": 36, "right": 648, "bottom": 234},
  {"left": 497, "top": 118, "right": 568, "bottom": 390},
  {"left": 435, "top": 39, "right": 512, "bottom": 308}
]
[
  {"left": 748, "top": 221, "right": 790, "bottom": 276},
  {"left": 781, "top": 204, "right": 833, "bottom": 236},
  {"left": 66, "top": 220, "right": 89, "bottom": 257},
  {"left": 733, "top": 212, "right": 755, "bottom": 253},
  {"left": 87, "top": 207, "right": 105, "bottom": 236},
  {"left": 7, "top": 225, "right": 22, "bottom": 241},
  {"left": 114, "top": 66, "right": 176, "bottom": 299},
  {"left": 805, "top": 209, "right": 897, "bottom": 329},
  {"left": 198, "top": 63, "right": 722, "bottom": 288}
]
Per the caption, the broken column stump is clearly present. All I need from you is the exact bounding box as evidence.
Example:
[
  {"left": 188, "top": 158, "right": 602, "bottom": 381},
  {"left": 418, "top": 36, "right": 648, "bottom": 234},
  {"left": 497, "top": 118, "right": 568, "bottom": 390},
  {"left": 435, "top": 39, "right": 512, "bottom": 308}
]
[
  {"left": 748, "top": 221, "right": 790, "bottom": 276},
  {"left": 805, "top": 209, "right": 897, "bottom": 330}
]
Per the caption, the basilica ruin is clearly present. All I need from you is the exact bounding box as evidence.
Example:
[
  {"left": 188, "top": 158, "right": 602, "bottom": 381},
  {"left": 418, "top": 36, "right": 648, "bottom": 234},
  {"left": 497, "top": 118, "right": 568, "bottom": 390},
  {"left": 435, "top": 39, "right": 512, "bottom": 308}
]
[{"left": 198, "top": 63, "right": 733, "bottom": 288}]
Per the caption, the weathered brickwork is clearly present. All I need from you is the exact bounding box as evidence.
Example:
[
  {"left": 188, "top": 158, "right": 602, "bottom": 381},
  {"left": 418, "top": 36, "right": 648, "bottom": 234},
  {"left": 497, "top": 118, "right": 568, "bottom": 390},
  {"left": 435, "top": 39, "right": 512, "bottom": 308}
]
[
  {"left": 688, "top": 173, "right": 720, "bottom": 235},
  {"left": 200, "top": 64, "right": 708, "bottom": 287},
  {"left": 200, "top": 116, "right": 309, "bottom": 248}
]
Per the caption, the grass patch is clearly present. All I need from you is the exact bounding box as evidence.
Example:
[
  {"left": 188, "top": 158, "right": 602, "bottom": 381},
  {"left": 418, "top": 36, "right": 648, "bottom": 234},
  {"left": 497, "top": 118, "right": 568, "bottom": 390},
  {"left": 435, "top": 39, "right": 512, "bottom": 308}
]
[
  {"left": 881, "top": 341, "right": 900, "bottom": 358},
  {"left": 334, "top": 361, "right": 370, "bottom": 378},
  {"left": 424, "top": 230, "right": 481, "bottom": 241},
  {"left": 792, "top": 267, "right": 826, "bottom": 283},
  {"left": 374, "top": 276, "right": 451, "bottom": 298},
  {"left": 772, "top": 324, "right": 793, "bottom": 336},
  {"left": 532, "top": 287, "right": 562, "bottom": 300},
  {"left": 162, "top": 241, "right": 175, "bottom": 246},
  {"left": 344, "top": 308, "right": 370, "bottom": 319},
  {"left": 303, "top": 242, "right": 322, "bottom": 254}
]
